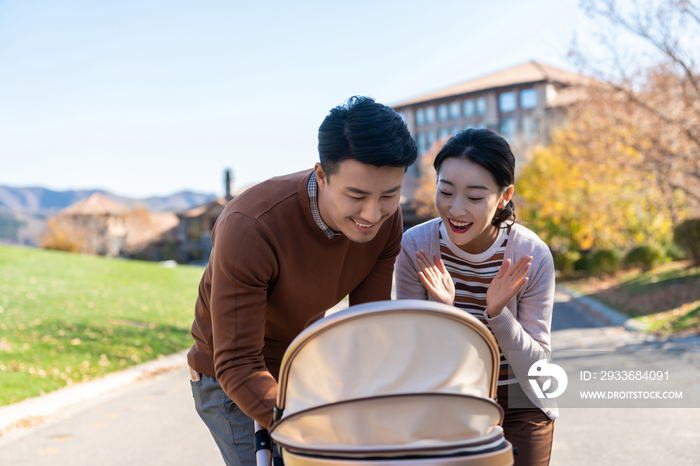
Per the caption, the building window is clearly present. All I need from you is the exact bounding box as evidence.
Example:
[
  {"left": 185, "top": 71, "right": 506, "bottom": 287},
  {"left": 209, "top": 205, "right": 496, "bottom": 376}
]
[
  {"left": 499, "top": 92, "right": 517, "bottom": 112},
  {"left": 425, "top": 106, "right": 436, "bottom": 124},
  {"left": 449, "top": 102, "right": 460, "bottom": 119},
  {"left": 520, "top": 89, "right": 538, "bottom": 109},
  {"left": 451, "top": 126, "right": 460, "bottom": 135},
  {"left": 426, "top": 130, "right": 436, "bottom": 150},
  {"left": 463, "top": 99, "right": 475, "bottom": 117},
  {"left": 416, "top": 108, "right": 425, "bottom": 127},
  {"left": 438, "top": 127, "right": 450, "bottom": 140},
  {"left": 417, "top": 133, "right": 426, "bottom": 154},
  {"left": 438, "top": 104, "right": 449, "bottom": 122},
  {"left": 187, "top": 222, "right": 203, "bottom": 241},
  {"left": 476, "top": 97, "right": 486, "bottom": 116},
  {"left": 477, "top": 121, "right": 488, "bottom": 129},
  {"left": 500, "top": 118, "right": 516, "bottom": 138},
  {"left": 521, "top": 116, "right": 538, "bottom": 140}
]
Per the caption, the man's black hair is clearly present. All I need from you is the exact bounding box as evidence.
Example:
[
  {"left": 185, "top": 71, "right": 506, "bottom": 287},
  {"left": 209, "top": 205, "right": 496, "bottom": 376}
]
[{"left": 318, "top": 96, "right": 417, "bottom": 176}]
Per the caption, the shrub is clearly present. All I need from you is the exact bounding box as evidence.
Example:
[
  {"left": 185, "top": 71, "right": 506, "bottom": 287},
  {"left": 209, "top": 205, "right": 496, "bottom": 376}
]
[
  {"left": 574, "top": 253, "right": 590, "bottom": 273},
  {"left": 674, "top": 218, "right": 700, "bottom": 266},
  {"left": 587, "top": 249, "right": 622, "bottom": 276},
  {"left": 664, "top": 243, "right": 686, "bottom": 262},
  {"left": 554, "top": 251, "right": 581, "bottom": 277},
  {"left": 625, "top": 245, "right": 664, "bottom": 271}
]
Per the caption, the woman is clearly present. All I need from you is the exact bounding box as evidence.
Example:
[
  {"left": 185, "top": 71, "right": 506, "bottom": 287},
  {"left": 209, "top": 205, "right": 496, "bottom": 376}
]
[{"left": 395, "top": 128, "right": 557, "bottom": 466}]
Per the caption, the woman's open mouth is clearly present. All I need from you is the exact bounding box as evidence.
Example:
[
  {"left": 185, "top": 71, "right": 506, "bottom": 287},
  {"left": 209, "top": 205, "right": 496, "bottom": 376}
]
[{"left": 448, "top": 218, "right": 473, "bottom": 233}]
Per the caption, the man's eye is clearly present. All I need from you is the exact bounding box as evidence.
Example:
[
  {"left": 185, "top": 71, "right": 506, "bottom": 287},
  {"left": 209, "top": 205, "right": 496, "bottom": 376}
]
[{"left": 349, "top": 196, "right": 364, "bottom": 201}]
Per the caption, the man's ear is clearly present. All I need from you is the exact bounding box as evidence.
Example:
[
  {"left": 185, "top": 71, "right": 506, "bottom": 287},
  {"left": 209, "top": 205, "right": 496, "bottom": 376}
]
[
  {"left": 498, "top": 185, "right": 514, "bottom": 208},
  {"left": 314, "top": 163, "right": 328, "bottom": 191}
]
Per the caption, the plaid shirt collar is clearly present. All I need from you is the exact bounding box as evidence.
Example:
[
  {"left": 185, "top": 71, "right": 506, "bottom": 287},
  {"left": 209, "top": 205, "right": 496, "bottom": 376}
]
[{"left": 308, "top": 171, "right": 341, "bottom": 239}]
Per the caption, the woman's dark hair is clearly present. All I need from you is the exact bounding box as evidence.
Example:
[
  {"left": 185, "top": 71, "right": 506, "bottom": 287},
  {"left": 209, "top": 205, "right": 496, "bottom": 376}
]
[
  {"left": 433, "top": 128, "right": 516, "bottom": 227},
  {"left": 318, "top": 96, "right": 417, "bottom": 176}
]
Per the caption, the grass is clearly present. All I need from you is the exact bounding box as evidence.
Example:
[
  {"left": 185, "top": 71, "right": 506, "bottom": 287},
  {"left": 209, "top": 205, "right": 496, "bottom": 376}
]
[
  {"left": 0, "top": 244, "right": 204, "bottom": 406},
  {"left": 562, "top": 260, "right": 700, "bottom": 335}
]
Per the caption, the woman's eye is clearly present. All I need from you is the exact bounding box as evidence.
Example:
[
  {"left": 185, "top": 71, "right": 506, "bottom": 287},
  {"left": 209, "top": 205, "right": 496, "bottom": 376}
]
[
  {"left": 439, "top": 191, "right": 452, "bottom": 197},
  {"left": 469, "top": 197, "right": 483, "bottom": 202}
]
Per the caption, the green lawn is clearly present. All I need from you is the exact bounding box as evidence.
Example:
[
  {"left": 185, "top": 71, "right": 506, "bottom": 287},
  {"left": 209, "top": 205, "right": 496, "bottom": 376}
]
[{"left": 0, "top": 244, "right": 204, "bottom": 405}]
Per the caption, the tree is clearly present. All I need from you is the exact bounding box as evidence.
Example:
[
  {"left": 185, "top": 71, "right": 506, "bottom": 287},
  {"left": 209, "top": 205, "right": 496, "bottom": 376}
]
[
  {"left": 517, "top": 104, "right": 683, "bottom": 252},
  {"left": 411, "top": 140, "right": 445, "bottom": 219},
  {"left": 572, "top": 0, "right": 700, "bottom": 212}
]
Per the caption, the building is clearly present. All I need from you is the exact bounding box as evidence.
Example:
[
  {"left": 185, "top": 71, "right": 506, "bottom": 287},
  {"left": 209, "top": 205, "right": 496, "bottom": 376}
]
[
  {"left": 175, "top": 169, "right": 234, "bottom": 264},
  {"left": 52, "top": 193, "right": 178, "bottom": 258},
  {"left": 176, "top": 197, "right": 228, "bottom": 263},
  {"left": 392, "top": 60, "right": 587, "bottom": 226}
]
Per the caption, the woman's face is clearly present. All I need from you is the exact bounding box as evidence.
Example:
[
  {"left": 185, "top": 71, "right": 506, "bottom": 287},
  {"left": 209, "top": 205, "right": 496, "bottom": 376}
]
[{"left": 435, "top": 157, "right": 513, "bottom": 254}]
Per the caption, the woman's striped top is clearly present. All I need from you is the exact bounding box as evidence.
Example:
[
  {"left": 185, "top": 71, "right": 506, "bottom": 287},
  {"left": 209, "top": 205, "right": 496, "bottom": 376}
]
[{"left": 438, "top": 221, "right": 517, "bottom": 386}]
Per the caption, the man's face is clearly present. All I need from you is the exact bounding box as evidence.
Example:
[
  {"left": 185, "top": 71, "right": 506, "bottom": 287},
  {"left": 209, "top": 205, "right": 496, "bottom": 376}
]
[{"left": 315, "top": 160, "right": 404, "bottom": 243}]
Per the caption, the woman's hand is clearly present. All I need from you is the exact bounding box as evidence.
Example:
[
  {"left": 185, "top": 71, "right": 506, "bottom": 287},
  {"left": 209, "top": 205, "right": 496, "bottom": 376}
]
[
  {"left": 415, "top": 250, "right": 455, "bottom": 305},
  {"left": 486, "top": 255, "right": 532, "bottom": 318}
]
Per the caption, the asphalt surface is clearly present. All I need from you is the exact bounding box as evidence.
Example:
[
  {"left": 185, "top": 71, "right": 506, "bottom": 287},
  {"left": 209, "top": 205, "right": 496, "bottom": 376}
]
[{"left": 1, "top": 289, "right": 699, "bottom": 465}]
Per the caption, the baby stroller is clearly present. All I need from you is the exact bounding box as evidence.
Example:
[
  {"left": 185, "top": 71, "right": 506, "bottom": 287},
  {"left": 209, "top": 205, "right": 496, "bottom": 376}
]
[{"left": 255, "top": 299, "right": 514, "bottom": 466}]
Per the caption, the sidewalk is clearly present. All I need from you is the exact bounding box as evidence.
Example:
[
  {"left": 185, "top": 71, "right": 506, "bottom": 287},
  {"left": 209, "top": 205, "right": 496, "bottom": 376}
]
[
  {"left": 0, "top": 349, "right": 190, "bottom": 435},
  {"left": 558, "top": 284, "right": 700, "bottom": 354}
]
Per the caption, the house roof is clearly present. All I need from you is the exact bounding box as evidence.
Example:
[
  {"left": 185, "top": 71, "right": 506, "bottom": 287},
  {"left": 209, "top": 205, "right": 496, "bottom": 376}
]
[
  {"left": 60, "top": 193, "right": 130, "bottom": 216},
  {"left": 393, "top": 61, "right": 588, "bottom": 108},
  {"left": 178, "top": 197, "right": 228, "bottom": 219}
]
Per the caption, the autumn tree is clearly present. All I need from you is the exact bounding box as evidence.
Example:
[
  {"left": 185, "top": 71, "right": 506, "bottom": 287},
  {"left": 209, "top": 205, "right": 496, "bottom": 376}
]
[
  {"left": 517, "top": 110, "right": 683, "bottom": 252},
  {"left": 572, "top": 0, "right": 700, "bottom": 213},
  {"left": 411, "top": 139, "right": 447, "bottom": 219}
]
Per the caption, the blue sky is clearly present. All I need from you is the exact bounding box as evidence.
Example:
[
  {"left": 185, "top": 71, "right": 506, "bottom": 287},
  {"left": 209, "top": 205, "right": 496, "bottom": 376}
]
[{"left": 1, "top": 0, "right": 594, "bottom": 198}]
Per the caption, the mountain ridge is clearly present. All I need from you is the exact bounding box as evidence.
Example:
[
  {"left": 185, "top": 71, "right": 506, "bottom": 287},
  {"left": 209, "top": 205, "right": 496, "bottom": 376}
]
[{"left": 0, "top": 185, "right": 217, "bottom": 215}]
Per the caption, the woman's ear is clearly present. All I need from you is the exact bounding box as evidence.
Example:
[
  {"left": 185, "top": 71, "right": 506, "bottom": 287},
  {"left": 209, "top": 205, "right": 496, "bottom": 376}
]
[{"left": 498, "top": 185, "right": 514, "bottom": 208}]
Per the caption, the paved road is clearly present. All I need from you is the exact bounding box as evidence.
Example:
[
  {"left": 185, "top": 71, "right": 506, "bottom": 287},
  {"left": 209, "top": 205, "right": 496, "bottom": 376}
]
[
  {"left": 1, "top": 291, "right": 698, "bottom": 465},
  {"left": 548, "top": 291, "right": 700, "bottom": 466}
]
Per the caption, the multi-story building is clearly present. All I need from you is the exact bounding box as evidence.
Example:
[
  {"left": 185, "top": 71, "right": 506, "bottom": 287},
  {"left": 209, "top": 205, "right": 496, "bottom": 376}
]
[{"left": 392, "top": 60, "right": 587, "bottom": 226}]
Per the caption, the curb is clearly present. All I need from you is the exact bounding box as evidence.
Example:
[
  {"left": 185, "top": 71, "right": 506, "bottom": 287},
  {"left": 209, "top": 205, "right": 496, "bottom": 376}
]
[
  {"left": 556, "top": 285, "right": 648, "bottom": 332},
  {"left": 0, "top": 349, "right": 189, "bottom": 434}
]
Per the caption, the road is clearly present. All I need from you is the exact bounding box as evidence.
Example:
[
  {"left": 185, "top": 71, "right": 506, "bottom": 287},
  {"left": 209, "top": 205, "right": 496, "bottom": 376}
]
[{"left": 0, "top": 290, "right": 698, "bottom": 465}]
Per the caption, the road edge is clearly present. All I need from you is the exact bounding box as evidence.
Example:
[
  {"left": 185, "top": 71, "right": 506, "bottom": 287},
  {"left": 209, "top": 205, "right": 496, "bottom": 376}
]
[{"left": 0, "top": 349, "right": 189, "bottom": 434}]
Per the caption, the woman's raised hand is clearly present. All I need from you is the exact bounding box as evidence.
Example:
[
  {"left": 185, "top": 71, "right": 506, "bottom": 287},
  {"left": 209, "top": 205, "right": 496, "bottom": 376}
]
[
  {"left": 415, "top": 250, "right": 455, "bottom": 305},
  {"left": 486, "top": 255, "right": 532, "bottom": 317}
]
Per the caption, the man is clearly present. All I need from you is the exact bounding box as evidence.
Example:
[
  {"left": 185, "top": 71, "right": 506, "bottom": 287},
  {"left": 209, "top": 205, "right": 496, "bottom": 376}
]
[{"left": 188, "top": 96, "right": 417, "bottom": 466}]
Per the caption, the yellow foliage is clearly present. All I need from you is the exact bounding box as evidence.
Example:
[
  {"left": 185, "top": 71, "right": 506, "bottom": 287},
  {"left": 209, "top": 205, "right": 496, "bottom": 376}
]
[
  {"left": 518, "top": 117, "right": 682, "bottom": 252},
  {"left": 41, "top": 219, "right": 85, "bottom": 253},
  {"left": 411, "top": 140, "right": 445, "bottom": 218}
]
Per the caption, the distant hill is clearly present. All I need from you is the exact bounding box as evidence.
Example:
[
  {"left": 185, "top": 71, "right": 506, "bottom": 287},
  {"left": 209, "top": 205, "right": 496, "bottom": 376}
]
[
  {"left": 0, "top": 186, "right": 216, "bottom": 215},
  {"left": 0, "top": 185, "right": 217, "bottom": 246}
]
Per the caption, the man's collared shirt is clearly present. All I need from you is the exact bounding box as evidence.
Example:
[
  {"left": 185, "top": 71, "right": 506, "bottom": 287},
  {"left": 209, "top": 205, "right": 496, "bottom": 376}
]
[{"left": 308, "top": 171, "right": 341, "bottom": 239}]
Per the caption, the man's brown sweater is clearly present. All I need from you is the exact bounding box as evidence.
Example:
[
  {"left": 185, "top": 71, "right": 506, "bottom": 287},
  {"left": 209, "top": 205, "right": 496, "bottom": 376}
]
[{"left": 187, "top": 170, "right": 402, "bottom": 428}]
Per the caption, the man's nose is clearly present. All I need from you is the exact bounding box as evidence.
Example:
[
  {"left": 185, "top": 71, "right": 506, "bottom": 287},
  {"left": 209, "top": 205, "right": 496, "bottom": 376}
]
[{"left": 360, "top": 200, "right": 382, "bottom": 224}]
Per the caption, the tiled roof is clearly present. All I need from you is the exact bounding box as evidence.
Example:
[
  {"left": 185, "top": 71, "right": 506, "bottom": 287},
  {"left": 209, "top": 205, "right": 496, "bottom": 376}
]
[
  {"left": 393, "top": 61, "right": 587, "bottom": 108},
  {"left": 178, "top": 197, "right": 228, "bottom": 219},
  {"left": 60, "top": 193, "right": 130, "bottom": 216}
]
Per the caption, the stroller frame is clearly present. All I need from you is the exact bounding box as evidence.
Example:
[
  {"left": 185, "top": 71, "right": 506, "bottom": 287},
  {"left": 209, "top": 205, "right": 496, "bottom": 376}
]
[{"left": 257, "top": 299, "right": 514, "bottom": 466}]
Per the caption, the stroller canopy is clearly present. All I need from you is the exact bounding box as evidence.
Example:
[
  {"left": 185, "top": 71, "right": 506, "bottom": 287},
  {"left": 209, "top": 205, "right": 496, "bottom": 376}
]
[{"left": 270, "top": 300, "right": 506, "bottom": 457}]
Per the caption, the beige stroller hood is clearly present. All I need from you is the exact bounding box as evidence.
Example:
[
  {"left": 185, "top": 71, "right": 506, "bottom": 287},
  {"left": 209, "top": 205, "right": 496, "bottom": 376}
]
[{"left": 269, "top": 300, "right": 514, "bottom": 466}]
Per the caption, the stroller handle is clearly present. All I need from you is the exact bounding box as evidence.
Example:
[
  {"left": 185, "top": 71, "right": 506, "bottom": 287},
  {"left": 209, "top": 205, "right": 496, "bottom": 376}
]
[{"left": 254, "top": 421, "right": 272, "bottom": 466}]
